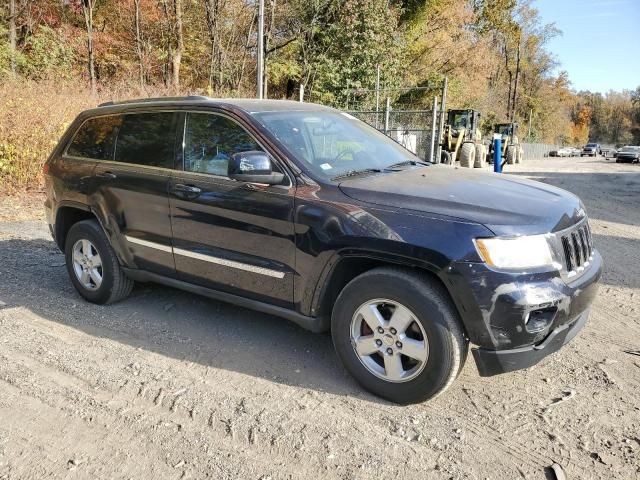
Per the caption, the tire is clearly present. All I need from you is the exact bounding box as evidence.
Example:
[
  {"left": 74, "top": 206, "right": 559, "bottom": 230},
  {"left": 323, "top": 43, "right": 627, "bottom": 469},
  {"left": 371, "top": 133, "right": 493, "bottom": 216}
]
[
  {"left": 506, "top": 145, "right": 517, "bottom": 164},
  {"left": 474, "top": 143, "right": 486, "bottom": 168},
  {"left": 440, "top": 150, "right": 452, "bottom": 164},
  {"left": 65, "top": 219, "right": 134, "bottom": 304},
  {"left": 459, "top": 142, "right": 475, "bottom": 168},
  {"left": 516, "top": 146, "right": 524, "bottom": 164},
  {"left": 331, "top": 267, "right": 468, "bottom": 404}
]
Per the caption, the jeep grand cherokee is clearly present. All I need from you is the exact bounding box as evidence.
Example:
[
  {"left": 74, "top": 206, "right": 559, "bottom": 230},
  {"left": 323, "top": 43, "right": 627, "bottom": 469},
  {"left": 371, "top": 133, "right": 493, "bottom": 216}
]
[{"left": 44, "top": 97, "right": 602, "bottom": 404}]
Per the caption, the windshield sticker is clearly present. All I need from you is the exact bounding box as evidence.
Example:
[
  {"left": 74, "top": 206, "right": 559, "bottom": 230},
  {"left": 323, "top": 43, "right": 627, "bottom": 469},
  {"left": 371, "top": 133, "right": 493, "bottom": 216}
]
[{"left": 320, "top": 163, "right": 333, "bottom": 170}]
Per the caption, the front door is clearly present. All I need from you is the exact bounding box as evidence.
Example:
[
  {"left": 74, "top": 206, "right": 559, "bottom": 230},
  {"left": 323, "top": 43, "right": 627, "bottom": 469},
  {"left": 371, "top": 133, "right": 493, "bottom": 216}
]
[
  {"left": 90, "top": 111, "right": 179, "bottom": 277},
  {"left": 169, "top": 111, "right": 296, "bottom": 307}
]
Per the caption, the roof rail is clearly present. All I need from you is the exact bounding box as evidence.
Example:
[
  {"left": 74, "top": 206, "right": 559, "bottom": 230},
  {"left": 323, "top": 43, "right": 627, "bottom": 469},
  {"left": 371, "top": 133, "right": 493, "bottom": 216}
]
[{"left": 98, "top": 95, "right": 210, "bottom": 108}]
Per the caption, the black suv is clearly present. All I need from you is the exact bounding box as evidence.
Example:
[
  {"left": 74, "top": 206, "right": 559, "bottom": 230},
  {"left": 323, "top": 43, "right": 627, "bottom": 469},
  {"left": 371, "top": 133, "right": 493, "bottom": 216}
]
[{"left": 44, "top": 97, "right": 602, "bottom": 404}]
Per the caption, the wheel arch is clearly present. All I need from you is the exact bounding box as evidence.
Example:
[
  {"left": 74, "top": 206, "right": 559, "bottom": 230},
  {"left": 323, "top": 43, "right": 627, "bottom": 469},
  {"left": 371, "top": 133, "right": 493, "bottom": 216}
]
[
  {"left": 54, "top": 203, "right": 96, "bottom": 251},
  {"left": 312, "top": 251, "right": 467, "bottom": 337},
  {"left": 54, "top": 203, "right": 118, "bottom": 260}
]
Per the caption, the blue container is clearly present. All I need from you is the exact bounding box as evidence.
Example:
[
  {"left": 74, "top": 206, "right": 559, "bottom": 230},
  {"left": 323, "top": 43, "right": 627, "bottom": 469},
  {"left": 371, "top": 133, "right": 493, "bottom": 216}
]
[{"left": 494, "top": 138, "right": 502, "bottom": 173}]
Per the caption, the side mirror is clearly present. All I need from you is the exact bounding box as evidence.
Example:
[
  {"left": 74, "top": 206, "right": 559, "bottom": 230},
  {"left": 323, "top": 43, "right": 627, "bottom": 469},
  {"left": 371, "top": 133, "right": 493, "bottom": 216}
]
[{"left": 228, "top": 151, "right": 284, "bottom": 185}]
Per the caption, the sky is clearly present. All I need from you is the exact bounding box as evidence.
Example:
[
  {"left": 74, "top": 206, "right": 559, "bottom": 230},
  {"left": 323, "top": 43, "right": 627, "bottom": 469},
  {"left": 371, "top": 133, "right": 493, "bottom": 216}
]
[{"left": 534, "top": 0, "right": 640, "bottom": 93}]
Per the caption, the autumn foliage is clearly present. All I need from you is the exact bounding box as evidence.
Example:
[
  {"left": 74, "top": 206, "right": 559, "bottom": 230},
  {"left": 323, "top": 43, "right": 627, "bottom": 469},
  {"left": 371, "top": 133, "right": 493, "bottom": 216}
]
[{"left": 1, "top": 0, "right": 639, "bottom": 191}]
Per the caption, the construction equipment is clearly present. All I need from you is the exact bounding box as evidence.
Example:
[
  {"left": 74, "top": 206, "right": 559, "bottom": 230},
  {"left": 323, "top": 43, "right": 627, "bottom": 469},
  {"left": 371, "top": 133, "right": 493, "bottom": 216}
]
[
  {"left": 439, "top": 109, "right": 486, "bottom": 168},
  {"left": 488, "top": 122, "right": 524, "bottom": 165}
]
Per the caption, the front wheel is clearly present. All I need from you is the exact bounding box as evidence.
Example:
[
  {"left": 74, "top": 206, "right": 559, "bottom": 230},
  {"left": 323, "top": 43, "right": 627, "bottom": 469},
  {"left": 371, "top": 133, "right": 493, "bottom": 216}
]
[
  {"left": 459, "top": 142, "right": 475, "bottom": 168},
  {"left": 331, "top": 268, "right": 468, "bottom": 404}
]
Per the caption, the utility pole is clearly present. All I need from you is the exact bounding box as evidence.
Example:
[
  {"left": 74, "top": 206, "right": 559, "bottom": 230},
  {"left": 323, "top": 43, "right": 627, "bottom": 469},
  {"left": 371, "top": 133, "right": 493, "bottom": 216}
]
[
  {"left": 436, "top": 76, "right": 448, "bottom": 164},
  {"left": 256, "top": 0, "right": 264, "bottom": 99},
  {"left": 375, "top": 64, "right": 381, "bottom": 128},
  {"left": 430, "top": 96, "right": 438, "bottom": 163},
  {"left": 527, "top": 108, "right": 533, "bottom": 140}
]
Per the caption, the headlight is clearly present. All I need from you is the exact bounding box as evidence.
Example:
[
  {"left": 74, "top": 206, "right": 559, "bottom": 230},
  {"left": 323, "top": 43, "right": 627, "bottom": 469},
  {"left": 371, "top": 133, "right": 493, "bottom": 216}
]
[{"left": 474, "top": 235, "right": 555, "bottom": 270}]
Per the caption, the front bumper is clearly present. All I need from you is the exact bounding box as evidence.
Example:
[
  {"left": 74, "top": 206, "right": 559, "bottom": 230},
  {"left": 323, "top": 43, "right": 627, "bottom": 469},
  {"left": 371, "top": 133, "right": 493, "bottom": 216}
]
[
  {"left": 445, "top": 251, "right": 602, "bottom": 376},
  {"left": 472, "top": 307, "right": 589, "bottom": 376}
]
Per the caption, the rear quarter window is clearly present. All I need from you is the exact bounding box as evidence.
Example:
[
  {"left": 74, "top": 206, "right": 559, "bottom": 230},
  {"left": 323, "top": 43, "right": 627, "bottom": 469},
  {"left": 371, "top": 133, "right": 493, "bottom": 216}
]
[{"left": 66, "top": 115, "right": 122, "bottom": 160}]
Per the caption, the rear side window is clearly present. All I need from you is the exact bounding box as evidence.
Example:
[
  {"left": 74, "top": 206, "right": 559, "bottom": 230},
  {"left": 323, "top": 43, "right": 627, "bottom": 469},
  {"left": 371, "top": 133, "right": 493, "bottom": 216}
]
[
  {"left": 67, "top": 115, "right": 122, "bottom": 160},
  {"left": 115, "top": 112, "right": 177, "bottom": 168}
]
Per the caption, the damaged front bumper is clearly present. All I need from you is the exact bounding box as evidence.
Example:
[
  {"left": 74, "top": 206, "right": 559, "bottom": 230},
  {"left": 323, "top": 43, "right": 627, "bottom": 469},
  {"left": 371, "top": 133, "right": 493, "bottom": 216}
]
[
  {"left": 472, "top": 307, "right": 589, "bottom": 376},
  {"left": 445, "top": 250, "right": 602, "bottom": 376}
]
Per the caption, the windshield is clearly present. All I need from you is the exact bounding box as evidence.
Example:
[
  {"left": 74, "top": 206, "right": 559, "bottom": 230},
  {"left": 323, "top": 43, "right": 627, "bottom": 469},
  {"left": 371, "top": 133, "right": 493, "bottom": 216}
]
[
  {"left": 450, "top": 112, "right": 468, "bottom": 129},
  {"left": 496, "top": 124, "right": 512, "bottom": 135},
  {"left": 253, "top": 110, "right": 420, "bottom": 179},
  {"left": 586, "top": 143, "right": 597, "bottom": 147},
  {"left": 620, "top": 146, "right": 639, "bottom": 152}
]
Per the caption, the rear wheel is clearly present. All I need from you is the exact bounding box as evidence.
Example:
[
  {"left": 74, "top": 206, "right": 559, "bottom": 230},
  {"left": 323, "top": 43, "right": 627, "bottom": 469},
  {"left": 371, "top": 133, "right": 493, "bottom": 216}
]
[
  {"left": 65, "top": 220, "right": 134, "bottom": 304},
  {"left": 459, "top": 142, "right": 475, "bottom": 168},
  {"left": 474, "top": 143, "right": 486, "bottom": 168},
  {"left": 331, "top": 268, "right": 468, "bottom": 404}
]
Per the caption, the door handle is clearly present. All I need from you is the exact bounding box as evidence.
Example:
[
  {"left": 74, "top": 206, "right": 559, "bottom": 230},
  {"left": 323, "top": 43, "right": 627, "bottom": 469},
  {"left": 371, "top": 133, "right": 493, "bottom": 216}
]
[
  {"left": 96, "top": 172, "right": 117, "bottom": 180},
  {"left": 171, "top": 183, "right": 202, "bottom": 195}
]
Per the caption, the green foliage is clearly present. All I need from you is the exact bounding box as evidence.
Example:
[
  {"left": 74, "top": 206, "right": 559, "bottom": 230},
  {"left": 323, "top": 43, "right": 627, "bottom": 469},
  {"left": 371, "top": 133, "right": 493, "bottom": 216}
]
[
  {"left": 0, "top": 143, "right": 18, "bottom": 178},
  {"left": 19, "top": 26, "right": 75, "bottom": 80},
  {"left": 309, "top": 0, "right": 403, "bottom": 108}
]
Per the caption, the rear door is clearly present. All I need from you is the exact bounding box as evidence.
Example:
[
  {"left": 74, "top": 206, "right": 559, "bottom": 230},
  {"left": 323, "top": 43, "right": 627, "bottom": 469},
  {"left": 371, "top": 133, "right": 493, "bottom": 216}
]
[
  {"left": 90, "top": 111, "right": 180, "bottom": 277},
  {"left": 168, "top": 111, "right": 296, "bottom": 307},
  {"left": 59, "top": 115, "right": 121, "bottom": 204}
]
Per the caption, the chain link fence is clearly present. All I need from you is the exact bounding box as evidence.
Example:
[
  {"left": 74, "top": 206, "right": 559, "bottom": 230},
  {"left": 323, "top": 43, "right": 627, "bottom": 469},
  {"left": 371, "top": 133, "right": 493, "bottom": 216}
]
[
  {"left": 521, "top": 143, "right": 560, "bottom": 160},
  {"left": 347, "top": 108, "right": 442, "bottom": 162}
]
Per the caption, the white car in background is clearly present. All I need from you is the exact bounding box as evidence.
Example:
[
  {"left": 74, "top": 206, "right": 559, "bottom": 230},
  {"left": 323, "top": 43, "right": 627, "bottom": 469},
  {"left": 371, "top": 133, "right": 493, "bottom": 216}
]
[{"left": 557, "top": 147, "right": 573, "bottom": 157}]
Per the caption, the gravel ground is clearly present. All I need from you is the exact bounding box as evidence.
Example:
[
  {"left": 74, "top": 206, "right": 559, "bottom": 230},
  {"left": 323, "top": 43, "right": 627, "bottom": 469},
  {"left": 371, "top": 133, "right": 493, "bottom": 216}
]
[{"left": 0, "top": 156, "right": 639, "bottom": 480}]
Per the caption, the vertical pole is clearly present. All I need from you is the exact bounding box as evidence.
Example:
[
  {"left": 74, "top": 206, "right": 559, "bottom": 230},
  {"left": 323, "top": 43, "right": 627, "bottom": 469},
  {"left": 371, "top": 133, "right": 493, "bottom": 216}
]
[
  {"left": 9, "top": 0, "right": 16, "bottom": 74},
  {"left": 299, "top": 84, "right": 304, "bottom": 102},
  {"left": 436, "top": 76, "right": 448, "bottom": 164},
  {"left": 384, "top": 97, "right": 391, "bottom": 135},
  {"left": 430, "top": 96, "right": 438, "bottom": 163},
  {"left": 256, "top": 0, "right": 265, "bottom": 99},
  {"left": 375, "top": 64, "right": 381, "bottom": 129},
  {"left": 493, "top": 138, "right": 502, "bottom": 173},
  {"left": 527, "top": 108, "right": 532, "bottom": 140}
]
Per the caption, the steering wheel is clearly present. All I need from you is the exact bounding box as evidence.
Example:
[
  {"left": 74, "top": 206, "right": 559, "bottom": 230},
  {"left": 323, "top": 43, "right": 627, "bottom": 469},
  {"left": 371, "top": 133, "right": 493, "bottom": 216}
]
[{"left": 332, "top": 148, "right": 356, "bottom": 163}]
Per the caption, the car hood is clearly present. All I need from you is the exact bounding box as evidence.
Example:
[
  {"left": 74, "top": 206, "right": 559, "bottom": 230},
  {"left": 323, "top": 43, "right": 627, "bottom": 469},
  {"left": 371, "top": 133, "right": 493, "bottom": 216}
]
[{"left": 338, "top": 165, "right": 585, "bottom": 236}]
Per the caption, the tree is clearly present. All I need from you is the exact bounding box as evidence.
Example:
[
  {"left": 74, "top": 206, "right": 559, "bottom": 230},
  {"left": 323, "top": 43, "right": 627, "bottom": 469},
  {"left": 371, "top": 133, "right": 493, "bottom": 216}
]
[
  {"left": 81, "top": 0, "right": 97, "bottom": 93},
  {"left": 134, "top": 0, "right": 145, "bottom": 87},
  {"left": 9, "top": 0, "right": 15, "bottom": 74}
]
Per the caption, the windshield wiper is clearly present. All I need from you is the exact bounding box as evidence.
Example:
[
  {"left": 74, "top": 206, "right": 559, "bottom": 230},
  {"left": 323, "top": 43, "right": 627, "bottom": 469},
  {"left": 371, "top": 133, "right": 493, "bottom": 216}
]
[
  {"left": 385, "top": 159, "right": 430, "bottom": 169},
  {"left": 331, "top": 168, "right": 382, "bottom": 180}
]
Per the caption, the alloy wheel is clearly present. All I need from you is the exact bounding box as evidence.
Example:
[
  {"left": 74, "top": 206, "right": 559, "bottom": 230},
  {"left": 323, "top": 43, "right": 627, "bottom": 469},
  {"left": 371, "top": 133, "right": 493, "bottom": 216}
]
[
  {"left": 350, "top": 299, "right": 429, "bottom": 383},
  {"left": 72, "top": 239, "right": 103, "bottom": 290}
]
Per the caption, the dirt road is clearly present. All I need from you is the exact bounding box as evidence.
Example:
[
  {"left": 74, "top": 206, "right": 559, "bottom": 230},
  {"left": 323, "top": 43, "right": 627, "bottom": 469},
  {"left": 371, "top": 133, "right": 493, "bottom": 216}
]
[{"left": 1, "top": 156, "right": 639, "bottom": 479}]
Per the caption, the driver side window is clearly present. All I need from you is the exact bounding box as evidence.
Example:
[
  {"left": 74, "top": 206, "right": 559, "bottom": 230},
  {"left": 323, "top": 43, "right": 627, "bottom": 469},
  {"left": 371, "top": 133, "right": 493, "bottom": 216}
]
[{"left": 184, "top": 113, "right": 262, "bottom": 176}]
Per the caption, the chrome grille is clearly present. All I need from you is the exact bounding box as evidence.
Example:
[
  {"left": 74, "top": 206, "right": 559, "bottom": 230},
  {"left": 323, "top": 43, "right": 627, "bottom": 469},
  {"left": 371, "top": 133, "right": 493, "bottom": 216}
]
[{"left": 557, "top": 220, "right": 594, "bottom": 278}]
